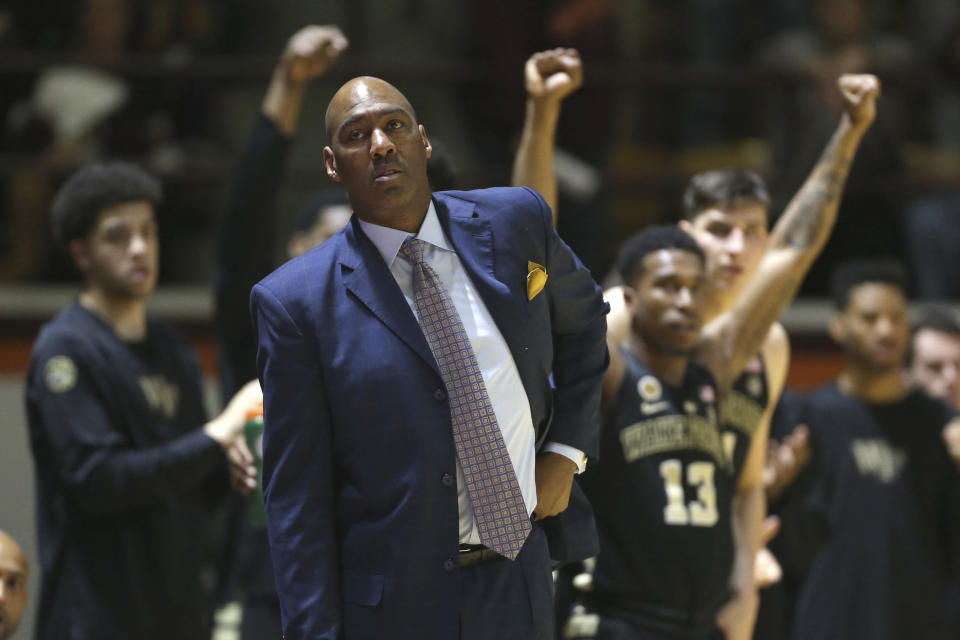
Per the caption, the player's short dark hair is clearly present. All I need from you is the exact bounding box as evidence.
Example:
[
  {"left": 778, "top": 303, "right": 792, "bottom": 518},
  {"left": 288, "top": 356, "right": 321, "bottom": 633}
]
[
  {"left": 681, "top": 169, "right": 770, "bottom": 222},
  {"left": 617, "top": 225, "right": 706, "bottom": 285},
  {"left": 51, "top": 162, "right": 162, "bottom": 249},
  {"left": 830, "top": 259, "right": 908, "bottom": 310},
  {"left": 292, "top": 189, "right": 350, "bottom": 234},
  {"left": 907, "top": 305, "right": 960, "bottom": 365}
]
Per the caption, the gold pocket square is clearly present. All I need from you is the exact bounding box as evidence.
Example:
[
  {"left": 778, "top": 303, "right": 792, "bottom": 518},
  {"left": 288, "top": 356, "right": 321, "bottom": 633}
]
[{"left": 527, "top": 261, "right": 548, "bottom": 300}]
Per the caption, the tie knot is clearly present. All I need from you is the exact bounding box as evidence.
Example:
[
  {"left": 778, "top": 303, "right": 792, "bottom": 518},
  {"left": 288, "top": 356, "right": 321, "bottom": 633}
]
[{"left": 400, "top": 237, "right": 428, "bottom": 266}]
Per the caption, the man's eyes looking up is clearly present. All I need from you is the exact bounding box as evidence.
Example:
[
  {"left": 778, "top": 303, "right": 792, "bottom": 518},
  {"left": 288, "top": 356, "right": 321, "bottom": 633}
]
[{"left": 347, "top": 119, "right": 404, "bottom": 141}]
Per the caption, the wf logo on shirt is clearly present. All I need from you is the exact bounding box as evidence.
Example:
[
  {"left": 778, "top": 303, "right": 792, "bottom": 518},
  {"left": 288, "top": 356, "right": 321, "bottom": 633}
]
[{"left": 850, "top": 439, "right": 907, "bottom": 483}]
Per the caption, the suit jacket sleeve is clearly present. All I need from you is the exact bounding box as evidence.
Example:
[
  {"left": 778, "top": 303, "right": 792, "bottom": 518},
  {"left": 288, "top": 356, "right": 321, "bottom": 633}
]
[
  {"left": 251, "top": 282, "right": 341, "bottom": 640},
  {"left": 525, "top": 186, "right": 609, "bottom": 461}
]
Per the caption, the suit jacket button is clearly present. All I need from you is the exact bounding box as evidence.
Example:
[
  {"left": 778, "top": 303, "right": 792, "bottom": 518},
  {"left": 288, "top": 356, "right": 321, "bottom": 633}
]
[
  {"left": 443, "top": 558, "right": 456, "bottom": 572},
  {"left": 441, "top": 473, "right": 454, "bottom": 486},
  {"left": 433, "top": 388, "right": 447, "bottom": 402}
]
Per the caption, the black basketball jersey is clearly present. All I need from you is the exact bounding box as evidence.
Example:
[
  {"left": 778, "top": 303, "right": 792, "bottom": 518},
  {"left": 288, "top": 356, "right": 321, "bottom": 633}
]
[
  {"left": 580, "top": 347, "right": 737, "bottom": 638},
  {"left": 721, "top": 355, "right": 770, "bottom": 477},
  {"left": 790, "top": 384, "right": 960, "bottom": 640}
]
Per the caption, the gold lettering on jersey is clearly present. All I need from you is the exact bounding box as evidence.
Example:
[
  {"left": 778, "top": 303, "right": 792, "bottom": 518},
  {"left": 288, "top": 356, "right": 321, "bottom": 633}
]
[
  {"left": 721, "top": 390, "right": 763, "bottom": 437},
  {"left": 850, "top": 439, "right": 907, "bottom": 484},
  {"left": 620, "top": 415, "right": 730, "bottom": 470},
  {"left": 139, "top": 375, "right": 180, "bottom": 419}
]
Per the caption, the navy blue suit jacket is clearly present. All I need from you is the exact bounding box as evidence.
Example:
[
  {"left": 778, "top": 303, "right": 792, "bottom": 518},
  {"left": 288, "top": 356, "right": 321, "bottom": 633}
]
[{"left": 251, "top": 187, "right": 608, "bottom": 639}]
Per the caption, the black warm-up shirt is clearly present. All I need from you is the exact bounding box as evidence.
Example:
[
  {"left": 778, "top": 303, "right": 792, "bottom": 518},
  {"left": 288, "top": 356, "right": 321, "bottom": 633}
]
[
  {"left": 25, "top": 302, "right": 229, "bottom": 640},
  {"left": 789, "top": 383, "right": 960, "bottom": 640}
]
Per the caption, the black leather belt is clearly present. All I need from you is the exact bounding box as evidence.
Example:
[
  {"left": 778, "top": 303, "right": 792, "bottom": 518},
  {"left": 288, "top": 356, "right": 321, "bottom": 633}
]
[{"left": 458, "top": 544, "right": 503, "bottom": 568}]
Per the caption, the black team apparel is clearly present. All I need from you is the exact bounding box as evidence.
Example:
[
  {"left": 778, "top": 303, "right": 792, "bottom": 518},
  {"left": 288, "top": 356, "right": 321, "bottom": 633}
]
[
  {"left": 721, "top": 355, "right": 769, "bottom": 478},
  {"left": 579, "top": 346, "right": 736, "bottom": 639},
  {"left": 790, "top": 383, "right": 960, "bottom": 640},
  {"left": 25, "top": 302, "right": 229, "bottom": 640}
]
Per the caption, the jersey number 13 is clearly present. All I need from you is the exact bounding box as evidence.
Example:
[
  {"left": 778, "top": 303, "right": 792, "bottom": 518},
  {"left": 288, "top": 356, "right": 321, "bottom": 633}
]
[{"left": 659, "top": 459, "right": 718, "bottom": 526}]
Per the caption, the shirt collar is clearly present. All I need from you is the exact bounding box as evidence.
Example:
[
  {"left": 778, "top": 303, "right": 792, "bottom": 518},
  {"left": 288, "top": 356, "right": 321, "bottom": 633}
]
[{"left": 357, "top": 200, "right": 451, "bottom": 266}]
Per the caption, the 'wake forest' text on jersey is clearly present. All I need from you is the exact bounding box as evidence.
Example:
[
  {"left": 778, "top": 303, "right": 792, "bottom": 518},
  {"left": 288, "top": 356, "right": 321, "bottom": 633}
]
[{"left": 579, "top": 347, "right": 736, "bottom": 638}]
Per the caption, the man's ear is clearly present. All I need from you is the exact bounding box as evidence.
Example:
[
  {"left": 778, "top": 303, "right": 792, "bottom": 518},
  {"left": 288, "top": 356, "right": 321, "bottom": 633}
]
[
  {"left": 828, "top": 312, "right": 846, "bottom": 345},
  {"left": 69, "top": 239, "right": 90, "bottom": 274},
  {"left": 419, "top": 125, "right": 432, "bottom": 159},
  {"left": 323, "top": 146, "right": 340, "bottom": 182},
  {"left": 677, "top": 219, "right": 693, "bottom": 234}
]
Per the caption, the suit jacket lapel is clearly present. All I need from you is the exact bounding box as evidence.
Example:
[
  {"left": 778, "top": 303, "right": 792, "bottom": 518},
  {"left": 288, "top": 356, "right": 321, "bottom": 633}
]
[
  {"left": 434, "top": 194, "right": 530, "bottom": 365},
  {"left": 339, "top": 218, "right": 440, "bottom": 377}
]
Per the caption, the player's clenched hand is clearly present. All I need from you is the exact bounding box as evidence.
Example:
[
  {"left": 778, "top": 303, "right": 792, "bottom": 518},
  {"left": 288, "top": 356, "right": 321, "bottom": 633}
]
[
  {"left": 525, "top": 48, "right": 583, "bottom": 104},
  {"left": 532, "top": 452, "right": 577, "bottom": 520},
  {"left": 754, "top": 516, "right": 783, "bottom": 589},
  {"left": 283, "top": 25, "right": 348, "bottom": 85},
  {"left": 838, "top": 73, "right": 880, "bottom": 131}
]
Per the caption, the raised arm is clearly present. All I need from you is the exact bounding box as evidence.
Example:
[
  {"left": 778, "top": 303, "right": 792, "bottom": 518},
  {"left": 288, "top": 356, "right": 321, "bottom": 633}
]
[
  {"left": 215, "top": 25, "right": 347, "bottom": 401},
  {"left": 698, "top": 74, "right": 880, "bottom": 389},
  {"left": 262, "top": 25, "right": 348, "bottom": 136},
  {"left": 511, "top": 48, "right": 582, "bottom": 224}
]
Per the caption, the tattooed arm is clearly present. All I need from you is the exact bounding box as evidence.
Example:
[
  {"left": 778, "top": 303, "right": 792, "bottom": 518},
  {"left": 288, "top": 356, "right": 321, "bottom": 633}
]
[{"left": 698, "top": 74, "right": 880, "bottom": 390}]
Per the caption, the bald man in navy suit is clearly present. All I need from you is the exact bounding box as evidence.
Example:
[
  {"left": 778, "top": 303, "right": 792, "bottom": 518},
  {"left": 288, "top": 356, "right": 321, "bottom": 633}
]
[{"left": 251, "top": 77, "right": 608, "bottom": 639}]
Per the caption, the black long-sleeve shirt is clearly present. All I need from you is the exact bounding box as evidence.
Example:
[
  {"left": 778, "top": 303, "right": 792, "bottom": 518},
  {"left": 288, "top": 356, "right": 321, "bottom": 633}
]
[{"left": 25, "top": 302, "right": 229, "bottom": 640}]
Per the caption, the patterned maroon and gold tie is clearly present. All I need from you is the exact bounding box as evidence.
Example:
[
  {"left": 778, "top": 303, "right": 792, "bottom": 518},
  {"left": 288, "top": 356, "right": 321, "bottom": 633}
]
[{"left": 401, "top": 237, "right": 531, "bottom": 560}]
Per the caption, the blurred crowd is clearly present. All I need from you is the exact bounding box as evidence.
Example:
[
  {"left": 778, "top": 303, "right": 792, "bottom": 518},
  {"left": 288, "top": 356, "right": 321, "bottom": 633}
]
[{"left": 0, "top": 0, "right": 959, "bottom": 295}]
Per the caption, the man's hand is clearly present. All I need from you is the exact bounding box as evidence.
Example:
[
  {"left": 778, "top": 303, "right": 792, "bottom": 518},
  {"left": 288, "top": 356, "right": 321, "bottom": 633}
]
[
  {"left": 764, "top": 424, "right": 811, "bottom": 502},
  {"left": 227, "top": 438, "right": 257, "bottom": 494},
  {"left": 838, "top": 73, "right": 880, "bottom": 131},
  {"left": 525, "top": 48, "right": 583, "bottom": 104},
  {"left": 753, "top": 516, "right": 783, "bottom": 589},
  {"left": 204, "top": 379, "right": 263, "bottom": 450},
  {"left": 532, "top": 452, "right": 577, "bottom": 520},
  {"left": 716, "top": 586, "right": 760, "bottom": 640},
  {"left": 282, "top": 25, "right": 348, "bottom": 86}
]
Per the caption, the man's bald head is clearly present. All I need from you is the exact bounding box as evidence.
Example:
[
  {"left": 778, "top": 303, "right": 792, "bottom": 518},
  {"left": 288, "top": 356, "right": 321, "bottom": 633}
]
[
  {"left": 321, "top": 75, "right": 432, "bottom": 231},
  {"left": 325, "top": 76, "right": 418, "bottom": 141},
  {"left": 0, "top": 530, "right": 28, "bottom": 639}
]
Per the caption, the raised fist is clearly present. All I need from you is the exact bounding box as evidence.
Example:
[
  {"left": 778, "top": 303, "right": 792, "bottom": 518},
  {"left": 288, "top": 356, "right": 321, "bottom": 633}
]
[
  {"left": 525, "top": 48, "right": 583, "bottom": 103},
  {"left": 838, "top": 73, "right": 880, "bottom": 130},
  {"left": 283, "top": 25, "right": 348, "bottom": 85}
]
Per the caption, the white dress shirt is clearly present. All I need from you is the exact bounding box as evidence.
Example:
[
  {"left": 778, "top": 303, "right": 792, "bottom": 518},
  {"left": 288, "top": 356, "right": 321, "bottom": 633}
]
[{"left": 359, "top": 203, "right": 583, "bottom": 544}]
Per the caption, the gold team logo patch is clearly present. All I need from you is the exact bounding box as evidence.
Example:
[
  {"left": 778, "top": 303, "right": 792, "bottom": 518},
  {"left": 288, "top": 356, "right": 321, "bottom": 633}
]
[
  {"left": 44, "top": 356, "right": 77, "bottom": 393},
  {"left": 637, "top": 375, "right": 663, "bottom": 402}
]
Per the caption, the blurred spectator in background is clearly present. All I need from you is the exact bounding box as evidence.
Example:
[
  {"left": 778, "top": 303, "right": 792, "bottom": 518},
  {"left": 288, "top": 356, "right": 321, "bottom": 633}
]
[
  {"left": 462, "top": 0, "right": 619, "bottom": 277},
  {"left": 24, "top": 162, "right": 260, "bottom": 640},
  {"left": 1, "top": 0, "right": 226, "bottom": 283},
  {"left": 758, "top": 0, "right": 912, "bottom": 296},
  {"left": 0, "top": 531, "right": 28, "bottom": 640},
  {"left": 902, "top": 14, "right": 960, "bottom": 300},
  {"left": 908, "top": 305, "right": 960, "bottom": 409}
]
